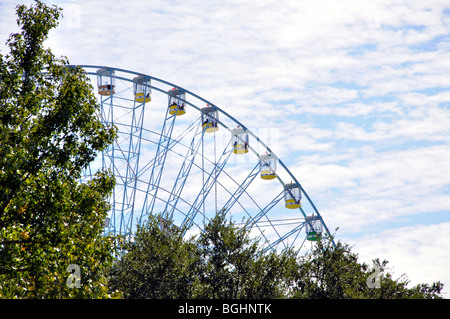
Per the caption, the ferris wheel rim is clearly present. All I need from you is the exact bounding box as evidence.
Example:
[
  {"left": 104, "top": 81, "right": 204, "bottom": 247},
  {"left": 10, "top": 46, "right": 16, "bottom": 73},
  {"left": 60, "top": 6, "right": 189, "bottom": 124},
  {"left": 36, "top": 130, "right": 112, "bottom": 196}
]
[{"left": 73, "top": 64, "right": 335, "bottom": 249}]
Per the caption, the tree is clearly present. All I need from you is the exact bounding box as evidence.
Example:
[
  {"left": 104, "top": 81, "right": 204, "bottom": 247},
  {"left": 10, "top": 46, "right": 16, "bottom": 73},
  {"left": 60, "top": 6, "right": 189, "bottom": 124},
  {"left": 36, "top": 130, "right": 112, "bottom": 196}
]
[
  {"left": 109, "top": 211, "right": 444, "bottom": 299},
  {"left": 0, "top": 1, "right": 118, "bottom": 298},
  {"left": 108, "top": 214, "right": 199, "bottom": 298},
  {"left": 195, "top": 210, "right": 299, "bottom": 298},
  {"left": 293, "top": 237, "right": 444, "bottom": 299},
  {"left": 110, "top": 211, "right": 300, "bottom": 299}
]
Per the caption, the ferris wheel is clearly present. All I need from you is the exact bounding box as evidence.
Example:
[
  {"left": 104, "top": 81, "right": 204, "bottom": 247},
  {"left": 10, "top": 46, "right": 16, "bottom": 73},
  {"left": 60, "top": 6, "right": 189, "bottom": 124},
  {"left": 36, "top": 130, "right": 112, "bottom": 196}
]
[{"left": 76, "top": 65, "right": 334, "bottom": 253}]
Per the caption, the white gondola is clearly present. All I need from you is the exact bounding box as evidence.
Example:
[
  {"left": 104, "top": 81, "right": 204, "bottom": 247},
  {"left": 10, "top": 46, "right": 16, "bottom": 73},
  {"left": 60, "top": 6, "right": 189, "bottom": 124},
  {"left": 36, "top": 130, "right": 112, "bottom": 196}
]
[
  {"left": 133, "top": 75, "right": 151, "bottom": 103},
  {"left": 231, "top": 126, "right": 249, "bottom": 154},
  {"left": 201, "top": 105, "right": 219, "bottom": 133},
  {"left": 284, "top": 182, "right": 301, "bottom": 209},
  {"left": 259, "top": 153, "right": 277, "bottom": 180},
  {"left": 168, "top": 88, "right": 186, "bottom": 116},
  {"left": 96, "top": 68, "right": 115, "bottom": 96}
]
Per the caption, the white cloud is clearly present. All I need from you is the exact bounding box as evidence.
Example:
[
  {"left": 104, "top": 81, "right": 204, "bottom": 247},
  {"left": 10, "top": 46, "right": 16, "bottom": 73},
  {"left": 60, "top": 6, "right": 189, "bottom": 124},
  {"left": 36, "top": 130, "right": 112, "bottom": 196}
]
[
  {"left": 293, "top": 144, "right": 450, "bottom": 234},
  {"left": 350, "top": 222, "right": 450, "bottom": 296}
]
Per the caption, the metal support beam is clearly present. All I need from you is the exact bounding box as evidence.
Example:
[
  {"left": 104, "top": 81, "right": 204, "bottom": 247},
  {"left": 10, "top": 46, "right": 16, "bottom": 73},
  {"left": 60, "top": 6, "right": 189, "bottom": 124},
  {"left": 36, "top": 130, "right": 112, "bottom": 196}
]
[
  {"left": 181, "top": 138, "right": 233, "bottom": 231},
  {"left": 139, "top": 91, "right": 182, "bottom": 225},
  {"left": 221, "top": 163, "right": 259, "bottom": 213},
  {"left": 164, "top": 121, "right": 204, "bottom": 220}
]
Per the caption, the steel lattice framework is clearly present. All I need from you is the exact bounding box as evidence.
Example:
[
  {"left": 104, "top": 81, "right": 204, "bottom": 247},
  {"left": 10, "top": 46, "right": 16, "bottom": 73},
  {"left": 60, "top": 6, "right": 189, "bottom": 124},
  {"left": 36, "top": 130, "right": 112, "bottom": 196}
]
[{"left": 76, "top": 65, "right": 334, "bottom": 253}]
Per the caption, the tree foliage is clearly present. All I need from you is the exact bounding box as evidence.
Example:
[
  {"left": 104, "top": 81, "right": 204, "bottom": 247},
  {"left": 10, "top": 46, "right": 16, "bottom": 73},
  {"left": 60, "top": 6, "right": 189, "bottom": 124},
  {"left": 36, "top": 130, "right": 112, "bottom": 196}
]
[
  {"left": 0, "top": 1, "right": 118, "bottom": 298},
  {"left": 293, "top": 237, "right": 444, "bottom": 299},
  {"left": 110, "top": 212, "right": 444, "bottom": 299},
  {"left": 195, "top": 211, "right": 298, "bottom": 298},
  {"left": 109, "top": 211, "right": 299, "bottom": 299},
  {"left": 108, "top": 215, "right": 199, "bottom": 299}
]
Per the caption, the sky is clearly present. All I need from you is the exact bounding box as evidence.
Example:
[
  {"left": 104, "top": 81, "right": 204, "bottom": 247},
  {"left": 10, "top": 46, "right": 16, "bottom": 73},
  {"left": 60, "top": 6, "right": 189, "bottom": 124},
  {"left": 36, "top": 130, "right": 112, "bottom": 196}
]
[{"left": 1, "top": 0, "right": 450, "bottom": 296}]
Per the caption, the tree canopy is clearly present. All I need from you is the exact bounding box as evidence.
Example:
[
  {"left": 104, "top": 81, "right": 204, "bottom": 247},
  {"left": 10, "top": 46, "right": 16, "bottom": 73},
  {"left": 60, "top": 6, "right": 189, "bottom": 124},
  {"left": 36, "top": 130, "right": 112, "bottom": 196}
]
[
  {"left": 0, "top": 1, "right": 117, "bottom": 298},
  {"left": 108, "top": 215, "right": 199, "bottom": 299},
  {"left": 109, "top": 211, "right": 300, "bottom": 299},
  {"left": 108, "top": 211, "right": 444, "bottom": 299},
  {"left": 293, "top": 237, "right": 444, "bottom": 299}
]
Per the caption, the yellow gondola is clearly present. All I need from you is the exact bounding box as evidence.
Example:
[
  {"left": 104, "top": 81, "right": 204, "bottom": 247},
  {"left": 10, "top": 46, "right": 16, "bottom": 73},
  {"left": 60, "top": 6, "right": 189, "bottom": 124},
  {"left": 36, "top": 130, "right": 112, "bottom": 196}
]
[
  {"left": 284, "top": 183, "right": 301, "bottom": 209},
  {"left": 259, "top": 153, "right": 277, "bottom": 180},
  {"left": 201, "top": 105, "right": 219, "bottom": 133},
  {"left": 133, "top": 75, "right": 151, "bottom": 103},
  {"left": 168, "top": 88, "right": 186, "bottom": 116},
  {"left": 231, "top": 126, "right": 249, "bottom": 154}
]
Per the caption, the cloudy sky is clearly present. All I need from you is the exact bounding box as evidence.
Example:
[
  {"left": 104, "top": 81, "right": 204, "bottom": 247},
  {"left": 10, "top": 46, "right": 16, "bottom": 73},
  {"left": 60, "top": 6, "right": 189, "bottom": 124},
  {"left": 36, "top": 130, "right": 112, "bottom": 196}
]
[{"left": 2, "top": 0, "right": 450, "bottom": 296}]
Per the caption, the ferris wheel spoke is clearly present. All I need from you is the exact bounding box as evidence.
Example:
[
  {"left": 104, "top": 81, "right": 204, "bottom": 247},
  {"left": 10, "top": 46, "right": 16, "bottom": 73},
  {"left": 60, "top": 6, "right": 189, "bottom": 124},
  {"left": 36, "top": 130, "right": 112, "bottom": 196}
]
[
  {"left": 181, "top": 137, "right": 233, "bottom": 231},
  {"left": 100, "top": 103, "right": 147, "bottom": 237},
  {"left": 136, "top": 113, "right": 201, "bottom": 180},
  {"left": 77, "top": 65, "right": 335, "bottom": 252},
  {"left": 247, "top": 189, "right": 285, "bottom": 228},
  {"left": 220, "top": 162, "right": 259, "bottom": 214},
  {"left": 135, "top": 181, "right": 205, "bottom": 232},
  {"left": 262, "top": 222, "right": 307, "bottom": 253},
  {"left": 164, "top": 121, "right": 204, "bottom": 220},
  {"left": 140, "top": 101, "right": 178, "bottom": 223}
]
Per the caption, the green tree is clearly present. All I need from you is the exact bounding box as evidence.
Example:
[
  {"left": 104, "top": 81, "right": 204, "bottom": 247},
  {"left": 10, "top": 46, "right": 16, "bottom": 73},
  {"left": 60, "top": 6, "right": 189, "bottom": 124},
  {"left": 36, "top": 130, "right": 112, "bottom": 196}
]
[
  {"left": 293, "top": 237, "right": 444, "bottom": 299},
  {"left": 108, "top": 214, "right": 199, "bottom": 298},
  {"left": 109, "top": 211, "right": 299, "bottom": 299},
  {"left": 196, "top": 211, "right": 299, "bottom": 298},
  {"left": 108, "top": 211, "right": 444, "bottom": 299},
  {"left": 0, "top": 1, "right": 118, "bottom": 298}
]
